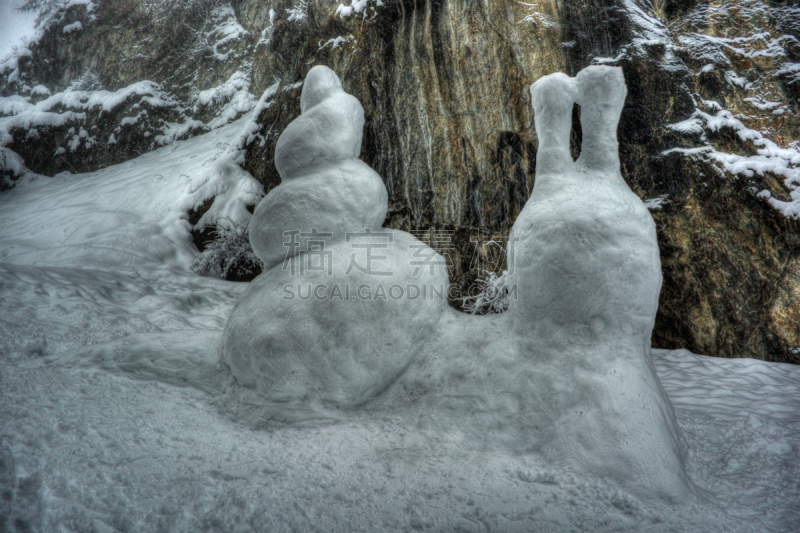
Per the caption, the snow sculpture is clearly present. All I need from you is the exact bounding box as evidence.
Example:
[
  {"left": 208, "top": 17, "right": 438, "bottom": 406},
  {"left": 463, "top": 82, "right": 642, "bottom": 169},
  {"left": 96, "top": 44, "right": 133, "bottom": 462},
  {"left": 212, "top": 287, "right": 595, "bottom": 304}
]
[
  {"left": 224, "top": 66, "right": 448, "bottom": 407},
  {"left": 223, "top": 65, "right": 694, "bottom": 501},
  {"left": 249, "top": 66, "right": 388, "bottom": 270},
  {"left": 506, "top": 66, "right": 692, "bottom": 501}
]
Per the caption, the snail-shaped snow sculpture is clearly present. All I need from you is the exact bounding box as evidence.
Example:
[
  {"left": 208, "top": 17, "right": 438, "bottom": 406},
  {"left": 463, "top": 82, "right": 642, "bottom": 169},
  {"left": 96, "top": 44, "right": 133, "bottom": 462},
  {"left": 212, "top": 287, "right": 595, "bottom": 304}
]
[{"left": 223, "top": 65, "right": 697, "bottom": 502}]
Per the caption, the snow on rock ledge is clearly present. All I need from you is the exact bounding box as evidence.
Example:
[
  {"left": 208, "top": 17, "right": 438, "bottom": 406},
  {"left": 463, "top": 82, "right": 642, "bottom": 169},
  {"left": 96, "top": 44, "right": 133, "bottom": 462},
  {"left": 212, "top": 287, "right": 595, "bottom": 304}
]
[{"left": 62, "top": 21, "right": 83, "bottom": 34}]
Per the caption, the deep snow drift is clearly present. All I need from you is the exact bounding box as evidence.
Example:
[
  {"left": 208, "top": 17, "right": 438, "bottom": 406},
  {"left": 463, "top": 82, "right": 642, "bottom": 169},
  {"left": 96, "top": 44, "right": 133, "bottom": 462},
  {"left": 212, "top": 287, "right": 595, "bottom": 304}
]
[{"left": 0, "top": 67, "right": 799, "bottom": 532}]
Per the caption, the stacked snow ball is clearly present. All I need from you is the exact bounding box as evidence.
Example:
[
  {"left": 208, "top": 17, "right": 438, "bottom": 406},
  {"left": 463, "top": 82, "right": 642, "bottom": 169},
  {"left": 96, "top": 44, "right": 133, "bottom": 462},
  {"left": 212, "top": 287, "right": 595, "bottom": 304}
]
[
  {"left": 224, "top": 66, "right": 448, "bottom": 407},
  {"left": 248, "top": 66, "right": 388, "bottom": 271}
]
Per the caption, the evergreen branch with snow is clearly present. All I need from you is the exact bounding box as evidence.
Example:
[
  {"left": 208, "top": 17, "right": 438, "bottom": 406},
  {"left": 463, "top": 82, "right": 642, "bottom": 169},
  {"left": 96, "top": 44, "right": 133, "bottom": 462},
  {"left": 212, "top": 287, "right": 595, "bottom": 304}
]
[{"left": 191, "top": 217, "right": 263, "bottom": 281}]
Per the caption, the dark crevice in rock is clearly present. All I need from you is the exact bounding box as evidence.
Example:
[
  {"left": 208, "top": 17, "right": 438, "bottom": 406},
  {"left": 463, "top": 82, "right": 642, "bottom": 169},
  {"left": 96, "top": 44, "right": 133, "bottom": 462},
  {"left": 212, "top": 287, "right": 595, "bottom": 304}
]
[
  {"left": 188, "top": 197, "right": 216, "bottom": 252},
  {"left": 570, "top": 103, "right": 582, "bottom": 162}
]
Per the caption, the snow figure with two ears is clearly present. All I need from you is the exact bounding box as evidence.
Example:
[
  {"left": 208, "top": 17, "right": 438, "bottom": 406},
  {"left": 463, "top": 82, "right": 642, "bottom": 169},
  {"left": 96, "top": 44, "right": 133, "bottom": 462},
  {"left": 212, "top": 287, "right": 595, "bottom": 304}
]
[{"left": 505, "top": 66, "right": 694, "bottom": 502}]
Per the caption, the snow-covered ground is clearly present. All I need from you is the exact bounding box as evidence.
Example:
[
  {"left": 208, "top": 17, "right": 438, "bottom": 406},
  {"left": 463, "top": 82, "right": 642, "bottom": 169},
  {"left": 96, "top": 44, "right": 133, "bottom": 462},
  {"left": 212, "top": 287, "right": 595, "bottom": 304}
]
[
  {"left": 1, "top": 122, "right": 799, "bottom": 532},
  {"left": 0, "top": 117, "right": 261, "bottom": 272}
]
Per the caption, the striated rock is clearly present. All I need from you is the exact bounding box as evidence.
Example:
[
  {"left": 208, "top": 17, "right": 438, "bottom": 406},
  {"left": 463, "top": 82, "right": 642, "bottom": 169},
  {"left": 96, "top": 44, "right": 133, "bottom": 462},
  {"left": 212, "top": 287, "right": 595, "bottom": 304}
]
[{"left": 649, "top": 0, "right": 800, "bottom": 362}]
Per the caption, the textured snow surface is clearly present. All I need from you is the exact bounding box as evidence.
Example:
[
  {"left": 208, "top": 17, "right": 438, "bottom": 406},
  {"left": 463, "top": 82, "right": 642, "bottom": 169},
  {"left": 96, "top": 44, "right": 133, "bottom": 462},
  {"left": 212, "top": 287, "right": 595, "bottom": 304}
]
[
  {"left": 1, "top": 265, "right": 798, "bottom": 531},
  {"left": 0, "top": 1, "right": 38, "bottom": 62},
  {"left": 0, "top": 117, "right": 262, "bottom": 272},
  {"left": 1, "top": 69, "right": 799, "bottom": 531}
]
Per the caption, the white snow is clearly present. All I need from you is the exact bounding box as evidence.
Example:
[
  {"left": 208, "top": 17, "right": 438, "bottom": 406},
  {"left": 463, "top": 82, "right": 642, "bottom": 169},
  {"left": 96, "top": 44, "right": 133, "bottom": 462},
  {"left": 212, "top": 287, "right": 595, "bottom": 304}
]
[
  {"left": 0, "top": 0, "right": 38, "bottom": 63},
  {"left": 336, "top": 0, "right": 368, "bottom": 17},
  {"left": 65, "top": 0, "right": 95, "bottom": 12},
  {"left": 671, "top": 0, "right": 800, "bottom": 221},
  {"left": 743, "top": 96, "right": 783, "bottom": 111},
  {"left": 776, "top": 62, "right": 800, "bottom": 84},
  {"left": 0, "top": 145, "right": 35, "bottom": 188},
  {"left": 287, "top": 1, "right": 308, "bottom": 22},
  {"left": 0, "top": 81, "right": 178, "bottom": 145},
  {"left": 0, "top": 65, "right": 799, "bottom": 531},
  {"left": 0, "top": 117, "right": 262, "bottom": 272},
  {"left": 204, "top": 4, "right": 250, "bottom": 61},
  {"left": 725, "top": 70, "right": 751, "bottom": 89},
  {"left": 194, "top": 70, "right": 256, "bottom": 130},
  {"left": 319, "top": 35, "right": 355, "bottom": 51},
  {"left": 335, "top": 0, "right": 383, "bottom": 18},
  {"left": 685, "top": 31, "right": 797, "bottom": 62},
  {"left": 0, "top": 47, "right": 31, "bottom": 84},
  {"left": 225, "top": 65, "right": 781, "bottom": 513},
  {"left": 1, "top": 243, "right": 799, "bottom": 531},
  {"left": 229, "top": 79, "right": 281, "bottom": 152},
  {"left": 62, "top": 21, "right": 83, "bottom": 34},
  {"left": 591, "top": 0, "right": 687, "bottom": 74},
  {"left": 1, "top": 0, "right": 99, "bottom": 84},
  {"left": 665, "top": 104, "right": 800, "bottom": 218},
  {"left": 644, "top": 195, "right": 670, "bottom": 209},
  {"left": 1, "top": 72, "right": 263, "bottom": 149},
  {"left": 29, "top": 84, "right": 50, "bottom": 96},
  {"left": 516, "top": 3, "right": 559, "bottom": 29}
]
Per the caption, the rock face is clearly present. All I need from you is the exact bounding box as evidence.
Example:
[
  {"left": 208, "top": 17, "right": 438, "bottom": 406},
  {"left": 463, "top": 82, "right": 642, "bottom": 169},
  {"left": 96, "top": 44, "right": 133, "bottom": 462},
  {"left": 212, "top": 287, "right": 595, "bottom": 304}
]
[
  {"left": 1, "top": 0, "right": 257, "bottom": 175},
  {"left": 2, "top": 0, "right": 799, "bottom": 363},
  {"left": 237, "top": 0, "right": 800, "bottom": 363}
]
